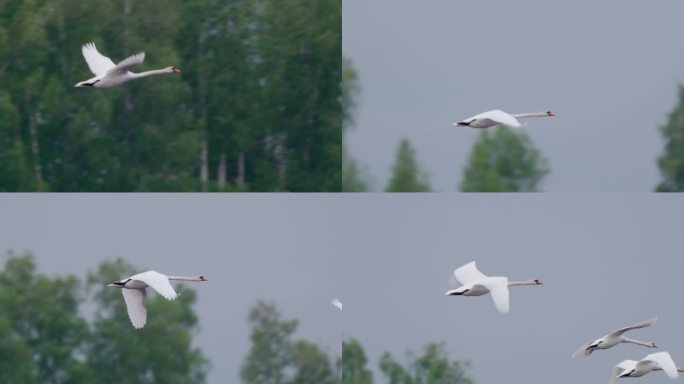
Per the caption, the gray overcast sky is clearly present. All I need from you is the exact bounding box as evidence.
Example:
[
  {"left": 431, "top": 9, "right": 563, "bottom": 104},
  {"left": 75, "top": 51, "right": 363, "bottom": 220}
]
[
  {"left": 343, "top": 194, "right": 684, "bottom": 383},
  {"left": 343, "top": 0, "right": 684, "bottom": 192},
  {"left": 0, "top": 195, "right": 342, "bottom": 383}
]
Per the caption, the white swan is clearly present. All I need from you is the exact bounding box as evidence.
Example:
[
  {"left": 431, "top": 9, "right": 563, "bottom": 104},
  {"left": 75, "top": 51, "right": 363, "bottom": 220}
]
[
  {"left": 331, "top": 298, "right": 343, "bottom": 311},
  {"left": 75, "top": 42, "right": 180, "bottom": 88},
  {"left": 108, "top": 270, "right": 207, "bottom": 329},
  {"left": 611, "top": 352, "right": 683, "bottom": 383},
  {"left": 454, "top": 109, "right": 555, "bottom": 128},
  {"left": 444, "top": 261, "right": 542, "bottom": 314},
  {"left": 573, "top": 317, "right": 658, "bottom": 358}
]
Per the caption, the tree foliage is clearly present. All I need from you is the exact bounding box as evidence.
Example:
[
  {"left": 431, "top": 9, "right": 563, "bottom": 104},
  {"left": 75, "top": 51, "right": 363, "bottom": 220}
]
[
  {"left": 656, "top": 85, "right": 684, "bottom": 191},
  {"left": 341, "top": 339, "right": 373, "bottom": 384},
  {"left": 460, "top": 126, "right": 549, "bottom": 192},
  {"left": 241, "top": 301, "right": 336, "bottom": 384},
  {"left": 379, "top": 343, "right": 473, "bottom": 384},
  {"left": 385, "top": 138, "right": 431, "bottom": 192},
  {"left": 0, "top": 0, "right": 341, "bottom": 191}
]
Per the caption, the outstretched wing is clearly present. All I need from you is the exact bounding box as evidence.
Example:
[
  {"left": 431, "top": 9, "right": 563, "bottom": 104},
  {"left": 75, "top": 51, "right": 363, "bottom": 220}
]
[
  {"left": 81, "top": 42, "right": 116, "bottom": 76},
  {"left": 121, "top": 288, "right": 147, "bottom": 329},
  {"left": 642, "top": 352, "right": 678, "bottom": 379},
  {"left": 452, "top": 261, "right": 488, "bottom": 286},
  {"left": 480, "top": 277, "right": 509, "bottom": 314},
  {"left": 131, "top": 270, "right": 178, "bottom": 300},
  {"left": 610, "top": 317, "right": 658, "bottom": 337},
  {"left": 482, "top": 110, "right": 522, "bottom": 128},
  {"left": 106, "top": 52, "right": 145, "bottom": 76}
]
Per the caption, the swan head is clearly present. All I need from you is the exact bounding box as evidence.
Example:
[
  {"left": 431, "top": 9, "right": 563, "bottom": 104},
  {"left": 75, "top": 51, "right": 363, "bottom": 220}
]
[
  {"left": 545, "top": 111, "right": 555, "bottom": 117},
  {"left": 168, "top": 66, "right": 181, "bottom": 73},
  {"left": 533, "top": 278, "right": 543, "bottom": 285}
]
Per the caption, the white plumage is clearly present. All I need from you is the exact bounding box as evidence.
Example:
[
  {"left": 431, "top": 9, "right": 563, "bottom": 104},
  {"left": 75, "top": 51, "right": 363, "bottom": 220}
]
[{"left": 454, "top": 109, "right": 555, "bottom": 128}]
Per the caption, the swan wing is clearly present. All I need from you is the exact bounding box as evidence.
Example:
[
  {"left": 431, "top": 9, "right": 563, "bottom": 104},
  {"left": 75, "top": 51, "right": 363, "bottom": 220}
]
[
  {"left": 481, "top": 110, "right": 522, "bottom": 128},
  {"left": 480, "top": 277, "right": 509, "bottom": 314},
  {"left": 610, "top": 360, "right": 635, "bottom": 384},
  {"left": 107, "top": 52, "right": 145, "bottom": 76},
  {"left": 331, "top": 298, "right": 342, "bottom": 311},
  {"left": 131, "top": 270, "right": 178, "bottom": 300},
  {"left": 81, "top": 42, "right": 116, "bottom": 76},
  {"left": 642, "top": 352, "right": 678, "bottom": 379},
  {"left": 572, "top": 342, "right": 594, "bottom": 358},
  {"left": 121, "top": 288, "right": 146, "bottom": 329},
  {"left": 611, "top": 317, "right": 658, "bottom": 336},
  {"left": 452, "top": 261, "right": 488, "bottom": 285}
]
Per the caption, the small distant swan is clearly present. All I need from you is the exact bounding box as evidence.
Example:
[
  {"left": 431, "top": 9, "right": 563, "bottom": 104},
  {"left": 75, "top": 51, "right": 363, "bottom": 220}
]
[
  {"left": 76, "top": 42, "right": 181, "bottom": 88},
  {"left": 444, "top": 261, "right": 542, "bottom": 314},
  {"left": 573, "top": 317, "right": 658, "bottom": 358},
  {"left": 611, "top": 352, "right": 683, "bottom": 383},
  {"left": 454, "top": 109, "right": 555, "bottom": 128},
  {"left": 331, "top": 298, "right": 343, "bottom": 311},
  {"left": 108, "top": 270, "right": 207, "bottom": 329}
]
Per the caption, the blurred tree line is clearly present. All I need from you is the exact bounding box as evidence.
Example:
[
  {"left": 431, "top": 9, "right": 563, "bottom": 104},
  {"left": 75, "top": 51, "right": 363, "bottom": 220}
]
[
  {"left": 0, "top": 0, "right": 341, "bottom": 191},
  {"left": 342, "top": 339, "right": 473, "bottom": 384},
  {"left": 0, "top": 252, "right": 339, "bottom": 383}
]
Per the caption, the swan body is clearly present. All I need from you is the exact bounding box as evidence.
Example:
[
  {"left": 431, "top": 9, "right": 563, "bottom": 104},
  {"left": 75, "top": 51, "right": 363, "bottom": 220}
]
[
  {"left": 108, "top": 270, "right": 207, "bottom": 329},
  {"left": 331, "top": 298, "right": 343, "bottom": 311},
  {"left": 444, "top": 261, "right": 542, "bottom": 314},
  {"left": 611, "top": 352, "right": 682, "bottom": 383},
  {"left": 454, "top": 109, "right": 555, "bottom": 128},
  {"left": 573, "top": 317, "right": 658, "bottom": 358},
  {"left": 76, "top": 42, "right": 180, "bottom": 88}
]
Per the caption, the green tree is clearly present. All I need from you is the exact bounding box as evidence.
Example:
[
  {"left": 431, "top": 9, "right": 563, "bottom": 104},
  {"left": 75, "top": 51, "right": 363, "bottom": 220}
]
[
  {"left": 341, "top": 339, "right": 373, "bottom": 384},
  {"left": 379, "top": 343, "right": 473, "bottom": 384},
  {"left": 656, "top": 85, "right": 684, "bottom": 191},
  {"left": 385, "top": 138, "right": 431, "bottom": 192},
  {"left": 343, "top": 146, "right": 373, "bottom": 192},
  {"left": 0, "top": 252, "right": 89, "bottom": 384},
  {"left": 240, "top": 301, "right": 336, "bottom": 384},
  {"left": 460, "top": 126, "right": 549, "bottom": 192}
]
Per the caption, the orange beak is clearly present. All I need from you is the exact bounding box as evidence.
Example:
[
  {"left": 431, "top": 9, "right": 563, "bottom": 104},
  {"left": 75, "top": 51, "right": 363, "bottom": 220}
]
[{"left": 171, "top": 67, "right": 181, "bottom": 73}]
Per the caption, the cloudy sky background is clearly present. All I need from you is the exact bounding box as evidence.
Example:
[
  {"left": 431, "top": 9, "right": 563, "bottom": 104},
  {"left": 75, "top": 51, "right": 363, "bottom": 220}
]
[
  {"left": 0, "top": 195, "right": 342, "bottom": 383},
  {"left": 343, "top": 0, "right": 684, "bottom": 192},
  {"left": 343, "top": 194, "right": 684, "bottom": 383}
]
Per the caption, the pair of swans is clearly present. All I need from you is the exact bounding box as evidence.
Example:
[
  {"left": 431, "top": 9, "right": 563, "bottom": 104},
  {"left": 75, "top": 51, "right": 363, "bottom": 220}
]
[{"left": 575, "top": 317, "right": 683, "bottom": 383}]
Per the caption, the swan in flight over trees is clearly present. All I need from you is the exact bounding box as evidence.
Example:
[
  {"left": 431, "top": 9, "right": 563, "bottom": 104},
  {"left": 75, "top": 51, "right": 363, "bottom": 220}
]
[
  {"left": 444, "top": 261, "right": 542, "bottom": 314},
  {"left": 610, "top": 352, "right": 683, "bottom": 383},
  {"left": 75, "top": 42, "right": 181, "bottom": 88},
  {"left": 331, "top": 298, "right": 343, "bottom": 311},
  {"left": 573, "top": 317, "right": 658, "bottom": 358},
  {"left": 108, "top": 270, "right": 207, "bottom": 329},
  {"left": 454, "top": 109, "right": 555, "bottom": 128}
]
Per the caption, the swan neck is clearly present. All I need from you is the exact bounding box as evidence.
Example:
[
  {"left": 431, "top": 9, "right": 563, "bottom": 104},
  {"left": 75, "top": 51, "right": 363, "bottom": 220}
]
[
  {"left": 131, "top": 68, "right": 170, "bottom": 78},
  {"left": 511, "top": 112, "right": 547, "bottom": 119},
  {"left": 167, "top": 275, "right": 200, "bottom": 281},
  {"left": 621, "top": 337, "right": 652, "bottom": 347}
]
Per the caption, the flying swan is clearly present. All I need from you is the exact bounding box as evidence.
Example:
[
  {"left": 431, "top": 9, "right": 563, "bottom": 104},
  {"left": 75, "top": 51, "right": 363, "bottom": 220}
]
[
  {"left": 454, "top": 109, "right": 555, "bottom": 128},
  {"left": 444, "top": 261, "right": 542, "bottom": 314},
  {"left": 610, "top": 352, "right": 683, "bottom": 383},
  {"left": 108, "top": 270, "right": 207, "bottom": 329},
  {"left": 76, "top": 42, "right": 180, "bottom": 88},
  {"left": 573, "top": 317, "right": 658, "bottom": 358},
  {"left": 331, "top": 298, "right": 343, "bottom": 311}
]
